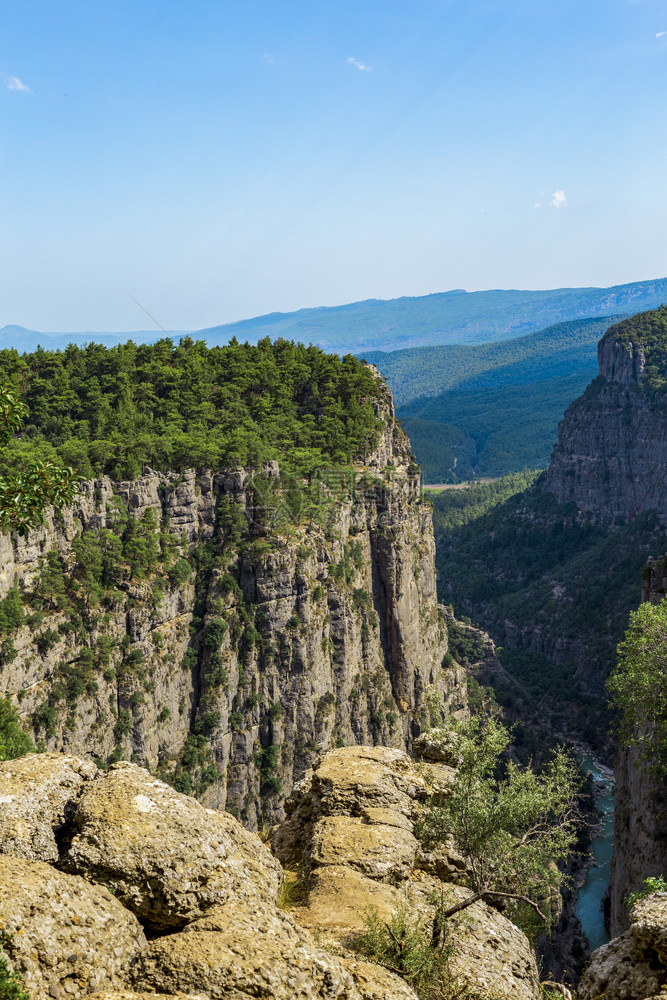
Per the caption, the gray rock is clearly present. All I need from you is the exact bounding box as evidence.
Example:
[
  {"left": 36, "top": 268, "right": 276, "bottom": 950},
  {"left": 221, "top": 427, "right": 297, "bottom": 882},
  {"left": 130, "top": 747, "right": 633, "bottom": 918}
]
[
  {"left": 0, "top": 855, "right": 146, "bottom": 1000},
  {"left": 543, "top": 327, "right": 667, "bottom": 523},
  {"left": 62, "top": 761, "right": 282, "bottom": 929},
  {"left": 0, "top": 753, "right": 98, "bottom": 861}
]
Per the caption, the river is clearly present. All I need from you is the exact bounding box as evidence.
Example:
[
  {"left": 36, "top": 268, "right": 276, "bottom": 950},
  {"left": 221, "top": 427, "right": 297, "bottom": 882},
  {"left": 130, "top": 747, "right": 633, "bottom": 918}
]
[{"left": 574, "top": 753, "right": 615, "bottom": 952}]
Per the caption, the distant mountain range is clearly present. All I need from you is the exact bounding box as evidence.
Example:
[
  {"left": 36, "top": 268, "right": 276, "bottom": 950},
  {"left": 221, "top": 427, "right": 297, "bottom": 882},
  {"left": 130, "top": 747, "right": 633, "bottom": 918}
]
[{"left": 2, "top": 276, "right": 667, "bottom": 355}]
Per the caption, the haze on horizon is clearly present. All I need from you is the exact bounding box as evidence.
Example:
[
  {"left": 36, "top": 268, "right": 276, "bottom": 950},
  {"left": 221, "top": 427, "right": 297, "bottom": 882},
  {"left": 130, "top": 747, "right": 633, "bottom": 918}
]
[{"left": 2, "top": 0, "right": 667, "bottom": 334}]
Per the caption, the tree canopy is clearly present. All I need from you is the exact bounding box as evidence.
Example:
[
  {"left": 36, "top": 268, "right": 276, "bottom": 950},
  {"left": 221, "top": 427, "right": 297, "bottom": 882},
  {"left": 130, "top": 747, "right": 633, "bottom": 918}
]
[
  {"left": 0, "top": 337, "right": 385, "bottom": 483},
  {"left": 0, "top": 388, "right": 78, "bottom": 535},
  {"left": 417, "top": 717, "right": 580, "bottom": 937},
  {"left": 607, "top": 598, "right": 667, "bottom": 773}
]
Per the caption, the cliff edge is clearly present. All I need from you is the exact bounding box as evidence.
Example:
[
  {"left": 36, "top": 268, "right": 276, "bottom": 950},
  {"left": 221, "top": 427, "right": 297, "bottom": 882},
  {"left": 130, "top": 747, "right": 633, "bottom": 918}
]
[
  {"left": 0, "top": 375, "right": 464, "bottom": 827},
  {"left": 543, "top": 307, "right": 667, "bottom": 522}
]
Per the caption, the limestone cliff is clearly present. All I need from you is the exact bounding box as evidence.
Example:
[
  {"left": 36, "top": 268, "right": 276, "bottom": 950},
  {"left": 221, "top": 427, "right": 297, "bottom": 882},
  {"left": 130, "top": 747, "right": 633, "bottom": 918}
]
[
  {"left": 0, "top": 385, "right": 464, "bottom": 827},
  {"left": 544, "top": 313, "right": 667, "bottom": 522}
]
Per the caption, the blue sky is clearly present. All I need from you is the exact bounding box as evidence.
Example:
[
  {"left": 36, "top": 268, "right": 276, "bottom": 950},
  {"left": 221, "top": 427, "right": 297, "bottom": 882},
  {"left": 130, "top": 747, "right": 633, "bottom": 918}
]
[{"left": 2, "top": 0, "right": 667, "bottom": 332}]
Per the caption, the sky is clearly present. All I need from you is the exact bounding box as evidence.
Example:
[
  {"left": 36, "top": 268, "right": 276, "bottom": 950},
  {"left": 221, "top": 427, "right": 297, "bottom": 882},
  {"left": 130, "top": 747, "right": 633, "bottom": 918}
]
[{"left": 2, "top": 0, "right": 667, "bottom": 333}]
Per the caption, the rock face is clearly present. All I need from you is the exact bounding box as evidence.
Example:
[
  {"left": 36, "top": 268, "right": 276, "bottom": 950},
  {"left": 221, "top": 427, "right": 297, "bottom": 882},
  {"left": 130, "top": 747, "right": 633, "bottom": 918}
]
[
  {"left": 134, "top": 902, "right": 368, "bottom": 1000},
  {"left": 543, "top": 321, "right": 667, "bottom": 522},
  {"left": 610, "top": 558, "right": 667, "bottom": 936},
  {"left": 0, "top": 381, "right": 465, "bottom": 827},
  {"left": 579, "top": 893, "right": 667, "bottom": 999},
  {"left": 0, "top": 752, "right": 97, "bottom": 861},
  {"left": 273, "top": 745, "right": 542, "bottom": 1000}
]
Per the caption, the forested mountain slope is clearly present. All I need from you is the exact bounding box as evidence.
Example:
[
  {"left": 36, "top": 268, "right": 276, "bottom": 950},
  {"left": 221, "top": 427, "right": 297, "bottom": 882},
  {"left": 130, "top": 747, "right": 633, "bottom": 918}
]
[
  {"left": 364, "top": 315, "right": 618, "bottom": 407},
  {"left": 370, "top": 315, "right": 619, "bottom": 481}
]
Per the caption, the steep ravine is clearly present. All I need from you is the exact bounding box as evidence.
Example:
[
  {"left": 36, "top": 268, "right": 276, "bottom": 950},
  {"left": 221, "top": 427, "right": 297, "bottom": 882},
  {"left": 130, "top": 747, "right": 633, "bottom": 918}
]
[{"left": 0, "top": 400, "right": 465, "bottom": 829}]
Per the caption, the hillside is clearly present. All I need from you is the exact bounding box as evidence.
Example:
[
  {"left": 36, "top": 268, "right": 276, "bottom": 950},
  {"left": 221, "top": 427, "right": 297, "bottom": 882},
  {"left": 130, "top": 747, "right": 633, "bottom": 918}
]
[
  {"left": 2, "top": 276, "right": 666, "bottom": 355},
  {"left": 370, "top": 316, "right": 621, "bottom": 481},
  {"left": 398, "top": 372, "right": 593, "bottom": 481},
  {"left": 364, "top": 315, "right": 619, "bottom": 407}
]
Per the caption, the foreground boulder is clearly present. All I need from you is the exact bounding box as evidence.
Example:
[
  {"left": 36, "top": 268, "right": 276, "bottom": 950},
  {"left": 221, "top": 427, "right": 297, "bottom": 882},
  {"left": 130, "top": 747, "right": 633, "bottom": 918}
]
[
  {"left": 0, "top": 753, "right": 98, "bottom": 861},
  {"left": 61, "top": 760, "right": 283, "bottom": 929},
  {"left": 0, "top": 855, "right": 146, "bottom": 1000},
  {"left": 134, "top": 899, "right": 368, "bottom": 1000},
  {"left": 273, "top": 745, "right": 542, "bottom": 1000},
  {"left": 0, "top": 755, "right": 415, "bottom": 1000},
  {"left": 578, "top": 892, "right": 667, "bottom": 999}
]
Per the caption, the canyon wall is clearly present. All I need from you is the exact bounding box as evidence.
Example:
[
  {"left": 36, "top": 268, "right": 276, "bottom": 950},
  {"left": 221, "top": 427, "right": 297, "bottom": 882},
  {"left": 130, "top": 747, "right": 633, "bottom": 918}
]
[
  {"left": 0, "top": 392, "right": 465, "bottom": 829},
  {"left": 543, "top": 327, "right": 667, "bottom": 522}
]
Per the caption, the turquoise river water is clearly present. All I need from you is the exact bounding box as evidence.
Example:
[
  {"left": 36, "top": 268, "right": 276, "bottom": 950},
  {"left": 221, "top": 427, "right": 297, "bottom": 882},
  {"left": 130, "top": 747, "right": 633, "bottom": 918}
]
[{"left": 574, "top": 754, "right": 615, "bottom": 952}]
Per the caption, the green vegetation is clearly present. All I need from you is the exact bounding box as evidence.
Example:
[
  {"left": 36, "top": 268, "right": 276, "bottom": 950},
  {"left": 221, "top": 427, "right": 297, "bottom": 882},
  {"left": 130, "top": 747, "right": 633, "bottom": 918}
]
[
  {"left": 0, "top": 337, "right": 385, "bottom": 482},
  {"left": 0, "top": 934, "right": 30, "bottom": 1000},
  {"left": 417, "top": 718, "right": 579, "bottom": 935},
  {"left": 435, "top": 475, "right": 664, "bottom": 745},
  {"left": 428, "top": 471, "right": 539, "bottom": 533},
  {"left": 399, "top": 373, "right": 590, "bottom": 481},
  {"left": 354, "top": 902, "right": 503, "bottom": 1000},
  {"left": 0, "top": 387, "right": 77, "bottom": 534},
  {"left": 608, "top": 599, "right": 667, "bottom": 774},
  {"left": 602, "top": 306, "right": 667, "bottom": 394},
  {"left": 367, "top": 316, "right": 616, "bottom": 408},
  {"left": 0, "top": 697, "right": 34, "bottom": 761},
  {"left": 625, "top": 875, "right": 667, "bottom": 911}
]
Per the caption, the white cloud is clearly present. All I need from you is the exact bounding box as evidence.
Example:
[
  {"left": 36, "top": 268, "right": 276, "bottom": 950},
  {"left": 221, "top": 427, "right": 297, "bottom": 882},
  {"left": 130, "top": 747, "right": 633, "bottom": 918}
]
[
  {"left": 533, "top": 202, "right": 542, "bottom": 209},
  {"left": 550, "top": 189, "right": 567, "bottom": 209},
  {"left": 7, "top": 76, "right": 32, "bottom": 93},
  {"left": 657, "top": 30, "right": 667, "bottom": 37},
  {"left": 347, "top": 56, "right": 371, "bottom": 72}
]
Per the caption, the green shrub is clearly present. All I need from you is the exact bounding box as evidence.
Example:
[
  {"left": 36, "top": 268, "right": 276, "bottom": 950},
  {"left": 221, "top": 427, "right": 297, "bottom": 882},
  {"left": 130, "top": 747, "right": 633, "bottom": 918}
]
[
  {"left": 354, "top": 904, "right": 500, "bottom": 1000},
  {"left": 204, "top": 618, "right": 228, "bottom": 651},
  {"left": 0, "top": 933, "right": 30, "bottom": 1000},
  {"left": 0, "top": 698, "right": 34, "bottom": 761},
  {"left": 626, "top": 875, "right": 667, "bottom": 911}
]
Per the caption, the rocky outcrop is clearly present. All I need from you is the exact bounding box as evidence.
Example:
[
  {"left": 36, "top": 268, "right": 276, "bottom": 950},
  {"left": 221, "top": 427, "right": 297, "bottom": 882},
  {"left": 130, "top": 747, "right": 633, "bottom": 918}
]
[
  {"left": 61, "top": 759, "right": 282, "bottom": 929},
  {"left": 0, "top": 747, "right": 549, "bottom": 1000},
  {"left": 273, "top": 745, "right": 542, "bottom": 1000},
  {"left": 543, "top": 319, "right": 667, "bottom": 522},
  {"left": 0, "top": 751, "right": 414, "bottom": 1000},
  {"left": 0, "top": 752, "right": 97, "bottom": 861},
  {"left": 0, "top": 382, "right": 465, "bottom": 827},
  {"left": 0, "top": 854, "right": 147, "bottom": 1000},
  {"left": 133, "top": 901, "right": 368, "bottom": 1000},
  {"left": 579, "top": 893, "right": 667, "bottom": 999}
]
